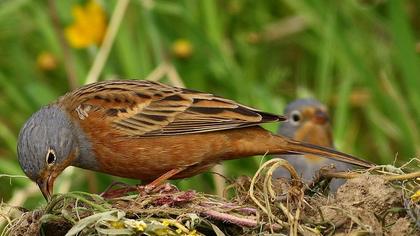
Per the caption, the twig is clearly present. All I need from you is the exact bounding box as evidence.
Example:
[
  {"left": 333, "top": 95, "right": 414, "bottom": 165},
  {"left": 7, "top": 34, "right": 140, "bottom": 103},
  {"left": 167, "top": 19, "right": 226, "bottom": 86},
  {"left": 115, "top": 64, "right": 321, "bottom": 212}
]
[
  {"left": 144, "top": 62, "right": 169, "bottom": 81},
  {"left": 85, "top": 0, "right": 130, "bottom": 84},
  {"left": 211, "top": 165, "right": 227, "bottom": 198},
  {"left": 262, "top": 165, "right": 274, "bottom": 233},
  {"left": 0, "top": 175, "right": 27, "bottom": 185},
  {"left": 266, "top": 161, "right": 304, "bottom": 236},
  {"left": 0, "top": 175, "right": 27, "bottom": 179},
  {"left": 200, "top": 208, "right": 282, "bottom": 230},
  {"left": 249, "top": 159, "right": 288, "bottom": 228},
  {"left": 320, "top": 171, "right": 360, "bottom": 179},
  {"left": 399, "top": 158, "right": 420, "bottom": 169},
  {"left": 249, "top": 158, "right": 320, "bottom": 235},
  {"left": 321, "top": 170, "right": 420, "bottom": 181},
  {"left": 167, "top": 63, "right": 185, "bottom": 88},
  {"left": 47, "top": 0, "right": 78, "bottom": 89},
  {"left": 0, "top": 204, "right": 22, "bottom": 230},
  {"left": 0, "top": 184, "right": 38, "bottom": 228},
  {"left": 384, "top": 171, "right": 420, "bottom": 181}
]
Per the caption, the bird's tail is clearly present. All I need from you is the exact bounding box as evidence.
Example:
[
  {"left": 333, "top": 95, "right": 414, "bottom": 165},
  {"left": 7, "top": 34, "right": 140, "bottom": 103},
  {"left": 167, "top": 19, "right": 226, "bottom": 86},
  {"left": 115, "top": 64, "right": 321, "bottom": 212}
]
[{"left": 273, "top": 135, "right": 374, "bottom": 168}]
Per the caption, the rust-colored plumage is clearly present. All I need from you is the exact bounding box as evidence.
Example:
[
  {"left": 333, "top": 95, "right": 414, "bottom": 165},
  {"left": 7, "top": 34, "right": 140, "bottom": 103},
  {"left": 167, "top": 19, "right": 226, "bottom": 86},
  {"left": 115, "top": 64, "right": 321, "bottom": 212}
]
[{"left": 17, "top": 80, "right": 374, "bottom": 200}]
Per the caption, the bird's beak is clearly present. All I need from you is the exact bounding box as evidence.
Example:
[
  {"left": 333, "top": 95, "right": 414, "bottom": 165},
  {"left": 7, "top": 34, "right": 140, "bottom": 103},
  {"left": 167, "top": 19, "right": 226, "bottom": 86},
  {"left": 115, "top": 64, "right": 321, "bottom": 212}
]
[
  {"left": 37, "top": 175, "right": 54, "bottom": 201},
  {"left": 312, "top": 109, "right": 329, "bottom": 125}
]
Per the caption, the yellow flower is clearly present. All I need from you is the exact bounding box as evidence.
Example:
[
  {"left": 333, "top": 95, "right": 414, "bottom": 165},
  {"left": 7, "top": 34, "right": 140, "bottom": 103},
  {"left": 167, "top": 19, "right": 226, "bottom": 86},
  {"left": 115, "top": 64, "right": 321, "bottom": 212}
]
[
  {"left": 161, "top": 219, "right": 170, "bottom": 227},
  {"left": 65, "top": 0, "right": 107, "bottom": 48},
  {"left": 109, "top": 220, "right": 125, "bottom": 229},
  {"left": 161, "top": 219, "right": 190, "bottom": 234},
  {"left": 124, "top": 219, "right": 147, "bottom": 232},
  {"left": 411, "top": 189, "right": 420, "bottom": 203},
  {"left": 172, "top": 39, "right": 193, "bottom": 59},
  {"left": 36, "top": 51, "right": 58, "bottom": 71},
  {"left": 187, "top": 230, "right": 199, "bottom": 236}
]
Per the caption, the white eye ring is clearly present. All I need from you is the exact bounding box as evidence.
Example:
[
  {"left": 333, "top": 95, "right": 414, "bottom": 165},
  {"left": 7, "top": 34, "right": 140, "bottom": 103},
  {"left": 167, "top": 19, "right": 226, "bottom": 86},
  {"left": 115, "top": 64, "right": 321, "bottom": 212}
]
[
  {"left": 289, "top": 110, "right": 302, "bottom": 126},
  {"left": 45, "top": 148, "right": 56, "bottom": 166}
]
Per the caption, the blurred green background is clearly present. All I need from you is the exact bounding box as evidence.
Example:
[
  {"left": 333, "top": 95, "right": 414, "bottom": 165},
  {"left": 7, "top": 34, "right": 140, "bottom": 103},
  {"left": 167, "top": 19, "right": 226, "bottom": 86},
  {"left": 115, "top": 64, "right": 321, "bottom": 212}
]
[{"left": 0, "top": 0, "right": 419, "bottom": 209}]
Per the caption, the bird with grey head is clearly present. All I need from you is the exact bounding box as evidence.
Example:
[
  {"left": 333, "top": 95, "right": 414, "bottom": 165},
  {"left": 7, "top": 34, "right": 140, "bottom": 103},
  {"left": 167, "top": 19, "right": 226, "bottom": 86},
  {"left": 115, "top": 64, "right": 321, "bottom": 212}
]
[
  {"left": 17, "top": 105, "right": 95, "bottom": 200},
  {"left": 272, "top": 98, "right": 354, "bottom": 192}
]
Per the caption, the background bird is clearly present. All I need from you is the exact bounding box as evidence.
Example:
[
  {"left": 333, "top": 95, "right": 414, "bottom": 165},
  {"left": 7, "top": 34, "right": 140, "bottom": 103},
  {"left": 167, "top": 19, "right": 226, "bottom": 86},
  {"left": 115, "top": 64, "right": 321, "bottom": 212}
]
[
  {"left": 272, "top": 98, "right": 353, "bottom": 192},
  {"left": 16, "top": 80, "right": 372, "bottom": 200}
]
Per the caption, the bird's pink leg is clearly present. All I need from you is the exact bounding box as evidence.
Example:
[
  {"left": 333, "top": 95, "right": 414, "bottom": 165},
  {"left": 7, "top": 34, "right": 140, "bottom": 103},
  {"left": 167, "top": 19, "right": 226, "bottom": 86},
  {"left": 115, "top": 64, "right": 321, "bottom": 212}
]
[
  {"left": 101, "top": 168, "right": 186, "bottom": 198},
  {"left": 144, "top": 167, "right": 187, "bottom": 190}
]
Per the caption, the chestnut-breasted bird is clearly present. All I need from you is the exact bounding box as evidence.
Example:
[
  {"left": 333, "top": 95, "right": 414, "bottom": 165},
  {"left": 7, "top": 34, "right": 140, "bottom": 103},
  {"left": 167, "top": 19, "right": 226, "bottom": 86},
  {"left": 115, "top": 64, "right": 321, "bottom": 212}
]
[
  {"left": 272, "top": 99, "right": 353, "bottom": 191},
  {"left": 17, "top": 80, "right": 373, "bottom": 200}
]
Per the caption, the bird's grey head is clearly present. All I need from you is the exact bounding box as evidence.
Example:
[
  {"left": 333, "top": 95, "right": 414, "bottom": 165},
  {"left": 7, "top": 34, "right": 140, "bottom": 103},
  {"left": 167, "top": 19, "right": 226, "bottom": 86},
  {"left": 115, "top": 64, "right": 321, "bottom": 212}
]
[
  {"left": 279, "top": 98, "right": 330, "bottom": 139},
  {"left": 17, "top": 105, "right": 78, "bottom": 199}
]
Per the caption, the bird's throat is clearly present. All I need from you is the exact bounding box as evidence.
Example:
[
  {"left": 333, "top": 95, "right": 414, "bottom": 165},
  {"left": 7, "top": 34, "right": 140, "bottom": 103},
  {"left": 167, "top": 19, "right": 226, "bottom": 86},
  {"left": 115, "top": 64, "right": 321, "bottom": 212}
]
[{"left": 70, "top": 116, "right": 101, "bottom": 171}]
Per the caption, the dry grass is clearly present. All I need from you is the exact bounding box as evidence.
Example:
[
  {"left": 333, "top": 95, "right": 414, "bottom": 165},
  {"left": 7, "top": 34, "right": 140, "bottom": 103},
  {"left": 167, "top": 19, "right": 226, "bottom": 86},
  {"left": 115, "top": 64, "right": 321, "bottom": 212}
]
[{"left": 1, "top": 159, "right": 419, "bottom": 236}]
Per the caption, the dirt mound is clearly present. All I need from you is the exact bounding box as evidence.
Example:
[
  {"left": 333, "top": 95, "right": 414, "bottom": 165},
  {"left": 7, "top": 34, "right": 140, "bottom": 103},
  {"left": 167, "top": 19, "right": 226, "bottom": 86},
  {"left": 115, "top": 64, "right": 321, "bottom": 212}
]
[{"left": 305, "top": 175, "right": 405, "bottom": 235}]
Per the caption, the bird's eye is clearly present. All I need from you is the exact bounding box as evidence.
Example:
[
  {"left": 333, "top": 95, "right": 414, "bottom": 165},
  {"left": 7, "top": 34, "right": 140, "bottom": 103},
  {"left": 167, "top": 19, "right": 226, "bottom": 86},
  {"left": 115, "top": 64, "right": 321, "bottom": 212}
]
[
  {"left": 46, "top": 148, "right": 56, "bottom": 166},
  {"left": 290, "top": 110, "right": 302, "bottom": 126}
]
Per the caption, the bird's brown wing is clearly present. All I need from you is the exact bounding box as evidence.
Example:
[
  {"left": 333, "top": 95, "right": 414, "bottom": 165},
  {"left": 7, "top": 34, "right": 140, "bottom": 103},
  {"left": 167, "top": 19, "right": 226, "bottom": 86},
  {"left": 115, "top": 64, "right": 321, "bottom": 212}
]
[{"left": 59, "top": 80, "right": 285, "bottom": 136}]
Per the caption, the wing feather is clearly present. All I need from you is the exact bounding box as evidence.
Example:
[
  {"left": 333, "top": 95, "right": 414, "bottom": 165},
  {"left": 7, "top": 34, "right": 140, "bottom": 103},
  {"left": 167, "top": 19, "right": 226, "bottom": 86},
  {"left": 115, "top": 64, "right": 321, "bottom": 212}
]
[{"left": 60, "top": 80, "right": 285, "bottom": 136}]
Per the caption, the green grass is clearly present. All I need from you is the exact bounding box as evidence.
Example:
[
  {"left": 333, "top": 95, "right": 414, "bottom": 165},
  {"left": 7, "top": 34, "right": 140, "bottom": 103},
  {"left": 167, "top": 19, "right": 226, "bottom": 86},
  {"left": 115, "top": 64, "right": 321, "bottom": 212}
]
[{"left": 0, "top": 0, "right": 419, "bottom": 208}]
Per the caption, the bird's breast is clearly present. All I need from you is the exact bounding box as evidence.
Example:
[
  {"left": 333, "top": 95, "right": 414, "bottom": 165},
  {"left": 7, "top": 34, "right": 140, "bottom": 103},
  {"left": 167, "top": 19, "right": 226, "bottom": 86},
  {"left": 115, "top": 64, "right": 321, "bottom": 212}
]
[{"left": 76, "top": 123, "right": 237, "bottom": 180}]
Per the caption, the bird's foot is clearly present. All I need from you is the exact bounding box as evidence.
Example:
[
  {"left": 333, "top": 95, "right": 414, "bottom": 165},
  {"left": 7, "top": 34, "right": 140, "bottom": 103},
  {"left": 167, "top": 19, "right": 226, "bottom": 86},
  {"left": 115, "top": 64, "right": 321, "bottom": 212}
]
[
  {"left": 138, "top": 182, "right": 179, "bottom": 195},
  {"left": 100, "top": 182, "right": 139, "bottom": 199}
]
